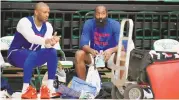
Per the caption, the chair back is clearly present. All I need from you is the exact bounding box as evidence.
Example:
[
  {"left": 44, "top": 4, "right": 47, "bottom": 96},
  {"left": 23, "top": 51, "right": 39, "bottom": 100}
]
[
  {"left": 154, "top": 39, "right": 179, "bottom": 52},
  {"left": 0, "top": 36, "right": 14, "bottom": 50}
]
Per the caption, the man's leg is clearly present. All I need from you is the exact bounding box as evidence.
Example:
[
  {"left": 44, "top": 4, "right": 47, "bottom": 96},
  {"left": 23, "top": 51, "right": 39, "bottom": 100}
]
[
  {"left": 75, "top": 50, "right": 91, "bottom": 80},
  {"left": 8, "top": 49, "right": 34, "bottom": 83},
  {"left": 18, "top": 48, "right": 58, "bottom": 84},
  {"left": 112, "top": 51, "right": 126, "bottom": 66},
  {"left": 35, "top": 48, "right": 58, "bottom": 80},
  {"left": 8, "top": 48, "right": 58, "bottom": 91},
  {"left": 8, "top": 49, "right": 36, "bottom": 95},
  {"left": 33, "top": 48, "right": 59, "bottom": 98}
]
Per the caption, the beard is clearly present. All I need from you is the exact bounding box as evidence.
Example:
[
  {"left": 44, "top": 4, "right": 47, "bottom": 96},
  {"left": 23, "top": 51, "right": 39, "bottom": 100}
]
[{"left": 95, "top": 17, "right": 107, "bottom": 28}]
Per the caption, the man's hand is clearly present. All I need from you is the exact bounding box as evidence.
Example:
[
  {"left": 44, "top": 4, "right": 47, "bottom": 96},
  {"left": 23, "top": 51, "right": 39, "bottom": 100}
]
[
  {"left": 50, "top": 32, "right": 61, "bottom": 46},
  {"left": 45, "top": 38, "right": 53, "bottom": 48},
  {"left": 52, "top": 31, "right": 61, "bottom": 43},
  {"left": 90, "top": 49, "right": 99, "bottom": 57},
  {"left": 103, "top": 48, "right": 113, "bottom": 62},
  {"left": 45, "top": 32, "right": 61, "bottom": 47}
]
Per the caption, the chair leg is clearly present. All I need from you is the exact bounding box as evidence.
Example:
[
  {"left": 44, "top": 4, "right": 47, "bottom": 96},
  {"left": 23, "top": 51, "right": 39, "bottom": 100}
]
[
  {"left": 36, "top": 67, "right": 42, "bottom": 87},
  {"left": 30, "top": 77, "right": 36, "bottom": 88},
  {"left": 30, "top": 67, "right": 42, "bottom": 89}
]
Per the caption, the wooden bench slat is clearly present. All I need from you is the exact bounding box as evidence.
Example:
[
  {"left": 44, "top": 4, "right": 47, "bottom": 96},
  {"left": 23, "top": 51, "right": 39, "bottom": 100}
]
[
  {"left": 2, "top": 67, "right": 23, "bottom": 71},
  {"left": 2, "top": 74, "right": 44, "bottom": 78},
  {"left": 101, "top": 73, "right": 112, "bottom": 78}
]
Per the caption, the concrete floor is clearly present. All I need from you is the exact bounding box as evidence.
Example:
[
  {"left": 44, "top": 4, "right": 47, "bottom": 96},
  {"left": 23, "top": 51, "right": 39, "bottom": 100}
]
[{"left": 0, "top": 92, "right": 61, "bottom": 100}]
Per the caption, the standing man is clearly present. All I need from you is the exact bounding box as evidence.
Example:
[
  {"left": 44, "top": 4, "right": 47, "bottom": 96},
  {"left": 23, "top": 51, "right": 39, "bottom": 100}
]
[
  {"left": 7, "top": 2, "right": 60, "bottom": 99},
  {"left": 75, "top": 5, "right": 125, "bottom": 80}
]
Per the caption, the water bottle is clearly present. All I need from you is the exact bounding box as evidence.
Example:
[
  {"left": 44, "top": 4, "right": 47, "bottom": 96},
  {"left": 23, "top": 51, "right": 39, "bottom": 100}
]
[{"left": 95, "top": 50, "right": 105, "bottom": 68}]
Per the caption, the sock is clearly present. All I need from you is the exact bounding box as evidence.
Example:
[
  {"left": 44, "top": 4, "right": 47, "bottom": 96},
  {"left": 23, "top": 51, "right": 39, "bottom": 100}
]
[
  {"left": 22, "top": 83, "right": 29, "bottom": 94},
  {"left": 48, "top": 79, "right": 56, "bottom": 93}
]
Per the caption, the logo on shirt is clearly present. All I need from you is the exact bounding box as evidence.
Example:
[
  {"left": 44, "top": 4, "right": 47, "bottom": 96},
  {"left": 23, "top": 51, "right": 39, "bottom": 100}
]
[
  {"left": 94, "top": 32, "right": 110, "bottom": 46},
  {"left": 35, "top": 34, "right": 43, "bottom": 37}
]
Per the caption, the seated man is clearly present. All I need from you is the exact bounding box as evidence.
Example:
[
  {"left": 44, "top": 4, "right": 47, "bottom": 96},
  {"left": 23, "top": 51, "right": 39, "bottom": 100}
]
[
  {"left": 7, "top": 2, "right": 60, "bottom": 99},
  {"left": 75, "top": 5, "right": 125, "bottom": 80}
]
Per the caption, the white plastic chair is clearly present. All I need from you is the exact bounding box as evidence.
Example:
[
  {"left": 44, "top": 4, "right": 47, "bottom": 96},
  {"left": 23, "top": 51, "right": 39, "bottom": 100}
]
[
  {"left": 0, "top": 36, "right": 14, "bottom": 67},
  {"left": 153, "top": 39, "right": 179, "bottom": 53}
]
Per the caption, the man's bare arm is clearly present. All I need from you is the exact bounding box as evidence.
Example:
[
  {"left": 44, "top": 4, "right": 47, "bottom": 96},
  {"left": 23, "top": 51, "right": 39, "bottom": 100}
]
[{"left": 82, "top": 45, "right": 98, "bottom": 56}]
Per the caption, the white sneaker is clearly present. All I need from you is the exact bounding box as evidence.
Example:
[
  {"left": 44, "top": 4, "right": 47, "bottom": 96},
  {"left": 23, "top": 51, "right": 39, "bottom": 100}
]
[
  {"left": 56, "top": 69, "right": 66, "bottom": 83},
  {"left": 0, "top": 90, "right": 11, "bottom": 98},
  {"left": 11, "top": 92, "right": 21, "bottom": 99}
]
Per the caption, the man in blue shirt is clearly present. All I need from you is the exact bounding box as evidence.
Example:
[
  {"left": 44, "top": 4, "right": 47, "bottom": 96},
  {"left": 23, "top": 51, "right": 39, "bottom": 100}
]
[{"left": 75, "top": 5, "right": 125, "bottom": 80}]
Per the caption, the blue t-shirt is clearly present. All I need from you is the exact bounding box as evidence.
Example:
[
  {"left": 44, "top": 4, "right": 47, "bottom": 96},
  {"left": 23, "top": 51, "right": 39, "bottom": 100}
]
[{"left": 80, "top": 18, "right": 120, "bottom": 52}]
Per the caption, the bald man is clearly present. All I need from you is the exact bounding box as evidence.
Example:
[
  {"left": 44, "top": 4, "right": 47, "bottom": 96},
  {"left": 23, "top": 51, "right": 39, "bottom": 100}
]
[
  {"left": 7, "top": 2, "right": 60, "bottom": 99},
  {"left": 75, "top": 5, "right": 126, "bottom": 80}
]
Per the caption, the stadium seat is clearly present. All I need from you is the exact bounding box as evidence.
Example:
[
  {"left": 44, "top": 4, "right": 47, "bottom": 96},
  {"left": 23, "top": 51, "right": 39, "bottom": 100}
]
[
  {"left": 135, "top": 28, "right": 160, "bottom": 40},
  {"left": 163, "top": 29, "right": 179, "bottom": 39},
  {"left": 136, "top": 11, "right": 159, "bottom": 21},
  {"left": 73, "top": 10, "right": 93, "bottom": 20},
  {"left": 108, "top": 11, "right": 127, "bottom": 21},
  {"left": 162, "top": 11, "right": 179, "bottom": 22}
]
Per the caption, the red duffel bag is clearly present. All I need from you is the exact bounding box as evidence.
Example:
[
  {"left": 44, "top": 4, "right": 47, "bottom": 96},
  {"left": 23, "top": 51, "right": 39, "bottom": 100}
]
[{"left": 146, "top": 59, "right": 179, "bottom": 99}]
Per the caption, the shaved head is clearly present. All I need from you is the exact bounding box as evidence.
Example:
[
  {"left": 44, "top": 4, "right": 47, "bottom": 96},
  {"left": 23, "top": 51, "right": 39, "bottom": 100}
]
[
  {"left": 34, "top": 2, "right": 50, "bottom": 23},
  {"left": 35, "top": 2, "right": 49, "bottom": 10},
  {"left": 95, "top": 5, "right": 107, "bottom": 13}
]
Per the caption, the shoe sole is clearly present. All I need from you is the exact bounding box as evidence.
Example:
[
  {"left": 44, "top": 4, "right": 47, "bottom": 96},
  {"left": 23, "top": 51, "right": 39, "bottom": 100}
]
[
  {"left": 40, "top": 97, "right": 50, "bottom": 99},
  {"left": 21, "top": 97, "right": 37, "bottom": 99}
]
